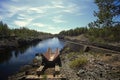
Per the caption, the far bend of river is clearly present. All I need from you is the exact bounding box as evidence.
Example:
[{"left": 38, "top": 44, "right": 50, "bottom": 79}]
[{"left": 0, "top": 37, "right": 65, "bottom": 80}]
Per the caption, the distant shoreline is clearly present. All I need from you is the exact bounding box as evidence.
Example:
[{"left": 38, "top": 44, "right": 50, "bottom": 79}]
[{"left": 0, "top": 36, "right": 53, "bottom": 53}]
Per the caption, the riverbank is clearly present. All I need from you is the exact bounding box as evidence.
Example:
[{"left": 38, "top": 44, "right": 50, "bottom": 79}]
[
  {"left": 58, "top": 35, "right": 120, "bottom": 53},
  {"left": 0, "top": 36, "right": 53, "bottom": 53},
  {"left": 60, "top": 43, "right": 120, "bottom": 80},
  {"left": 0, "top": 38, "right": 64, "bottom": 80},
  {"left": 8, "top": 42, "right": 120, "bottom": 80}
]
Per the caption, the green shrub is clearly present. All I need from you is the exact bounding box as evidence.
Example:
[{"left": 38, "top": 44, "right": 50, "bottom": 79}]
[
  {"left": 69, "top": 57, "right": 88, "bottom": 68},
  {"left": 67, "top": 52, "right": 76, "bottom": 58}
]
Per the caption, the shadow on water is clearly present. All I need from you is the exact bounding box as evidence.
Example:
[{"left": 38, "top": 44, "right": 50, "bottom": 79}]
[
  {"left": 0, "top": 41, "right": 39, "bottom": 64},
  {"left": 0, "top": 51, "right": 12, "bottom": 64},
  {"left": 0, "top": 41, "right": 40, "bottom": 80},
  {"left": 0, "top": 37, "right": 65, "bottom": 80},
  {"left": 14, "top": 41, "right": 39, "bottom": 58}
]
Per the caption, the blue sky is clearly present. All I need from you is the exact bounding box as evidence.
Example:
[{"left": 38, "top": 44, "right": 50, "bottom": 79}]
[{"left": 0, "top": 0, "right": 98, "bottom": 34}]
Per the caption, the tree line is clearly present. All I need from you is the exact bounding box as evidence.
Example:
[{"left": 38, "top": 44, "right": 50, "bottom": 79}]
[
  {"left": 59, "top": 27, "right": 88, "bottom": 36},
  {"left": 59, "top": 0, "right": 120, "bottom": 42},
  {"left": 0, "top": 21, "right": 51, "bottom": 39}
]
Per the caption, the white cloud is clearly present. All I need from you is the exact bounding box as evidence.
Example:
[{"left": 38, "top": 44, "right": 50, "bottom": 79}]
[
  {"left": 14, "top": 18, "right": 32, "bottom": 27},
  {"left": 18, "top": 14, "right": 26, "bottom": 17},
  {"left": 32, "top": 23, "right": 56, "bottom": 30},
  {"left": 33, "top": 23, "right": 45, "bottom": 27},
  {"left": 11, "top": 0, "right": 19, "bottom": 2},
  {"left": 52, "top": 1, "right": 65, "bottom": 9},
  {"left": 52, "top": 15, "right": 66, "bottom": 23},
  {"left": 17, "top": 16, "right": 25, "bottom": 20},
  {"left": 54, "top": 5, "right": 65, "bottom": 8},
  {"left": 51, "top": 0, "right": 64, "bottom": 5},
  {"left": 46, "top": 26, "right": 69, "bottom": 34},
  {"left": 1, "top": 3, "right": 49, "bottom": 19},
  {"left": 14, "top": 21, "right": 28, "bottom": 27},
  {"left": 0, "top": 16, "right": 2, "bottom": 20},
  {"left": 0, "top": 0, "right": 92, "bottom": 33},
  {"left": 1, "top": 4, "right": 28, "bottom": 18},
  {"left": 1, "top": 0, "right": 82, "bottom": 20},
  {"left": 27, "top": 6, "right": 48, "bottom": 14},
  {"left": 48, "top": 26, "right": 55, "bottom": 30},
  {"left": 64, "top": 3, "right": 80, "bottom": 13}
]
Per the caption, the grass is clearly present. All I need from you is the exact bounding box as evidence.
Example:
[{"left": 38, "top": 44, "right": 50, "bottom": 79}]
[
  {"left": 86, "top": 35, "right": 106, "bottom": 44},
  {"left": 69, "top": 56, "right": 88, "bottom": 68},
  {"left": 67, "top": 52, "right": 76, "bottom": 58},
  {"left": 42, "top": 74, "right": 47, "bottom": 80},
  {"left": 66, "top": 47, "right": 70, "bottom": 51},
  {"left": 89, "top": 51, "right": 104, "bottom": 57},
  {"left": 67, "top": 51, "right": 84, "bottom": 58}
]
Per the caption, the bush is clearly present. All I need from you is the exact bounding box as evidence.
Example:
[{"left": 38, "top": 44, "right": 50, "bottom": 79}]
[
  {"left": 67, "top": 52, "right": 76, "bottom": 58},
  {"left": 69, "top": 57, "right": 88, "bottom": 68}
]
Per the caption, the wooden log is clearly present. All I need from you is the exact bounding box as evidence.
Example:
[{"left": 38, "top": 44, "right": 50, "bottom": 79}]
[
  {"left": 36, "top": 65, "right": 44, "bottom": 76},
  {"left": 26, "top": 75, "right": 38, "bottom": 80}
]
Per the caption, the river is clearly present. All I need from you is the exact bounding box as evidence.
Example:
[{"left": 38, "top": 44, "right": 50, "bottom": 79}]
[{"left": 0, "top": 37, "right": 65, "bottom": 80}]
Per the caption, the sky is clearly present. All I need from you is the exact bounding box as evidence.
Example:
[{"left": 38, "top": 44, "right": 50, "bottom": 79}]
[{"left": 0, "top": 0, "right": 98, "bottom": 34}]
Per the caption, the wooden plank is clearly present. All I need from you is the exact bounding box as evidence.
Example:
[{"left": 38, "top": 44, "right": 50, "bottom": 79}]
[
  {"left": 26, "top": 75, "right": 63, "bottom": 80},
  {"left": 36, "top": 65, "right": 44, "bottom": 75},
  {"left": 55, "top": 65, "right": 60, "bottom": 71},
  {"left": 37, "top": 65, "right": 44, "bottom": 72},
  {"left": 55, "top": 65, "right": 60, "bottom": 76},
  {"left": 26, "top": 75, "right": 38, "bottom": 80}
]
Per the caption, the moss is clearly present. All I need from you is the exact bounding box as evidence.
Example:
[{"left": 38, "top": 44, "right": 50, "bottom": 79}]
[{"left": 69, "top": 57, "right": 88, "bottom": 68}]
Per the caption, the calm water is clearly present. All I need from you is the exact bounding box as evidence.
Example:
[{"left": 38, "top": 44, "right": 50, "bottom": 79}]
[{"left": 0, "top": 37, "right": 65, "bottom": 80}]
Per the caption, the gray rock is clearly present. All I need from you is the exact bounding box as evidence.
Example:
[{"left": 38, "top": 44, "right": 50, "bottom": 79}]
[
  {"left": 77, "top": 69, "right": 86, "bottom": 76},
  {"left": 19, "top": 65, "right": 32, "bottom": 72},
  {"left": 97, "top": 61, "right": 104, "bottom": 66}
]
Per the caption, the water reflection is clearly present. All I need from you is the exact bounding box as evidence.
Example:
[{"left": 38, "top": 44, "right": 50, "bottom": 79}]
[
  {"left": 36, "top": 37, "right": 64, "bottom": 53},
  {"left": 0, "top": 51, "right": 12, "bottom": 64},
  {"left": 0, "top": 37, "right": 65, "bottom": 80},
  {"left": 0, "top": 41, "right": 39, "bottom": 64}
]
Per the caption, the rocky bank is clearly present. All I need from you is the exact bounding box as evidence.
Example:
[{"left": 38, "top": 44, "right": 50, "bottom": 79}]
[
  {"left": 0, "top": 35, "right": 54, "bottom": 53},
  {"left": 8, "top": 42, "right": 120, "bottom": 80},
  {"left": 60, "top": 43, "right": 120, "bottom": 80}
]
